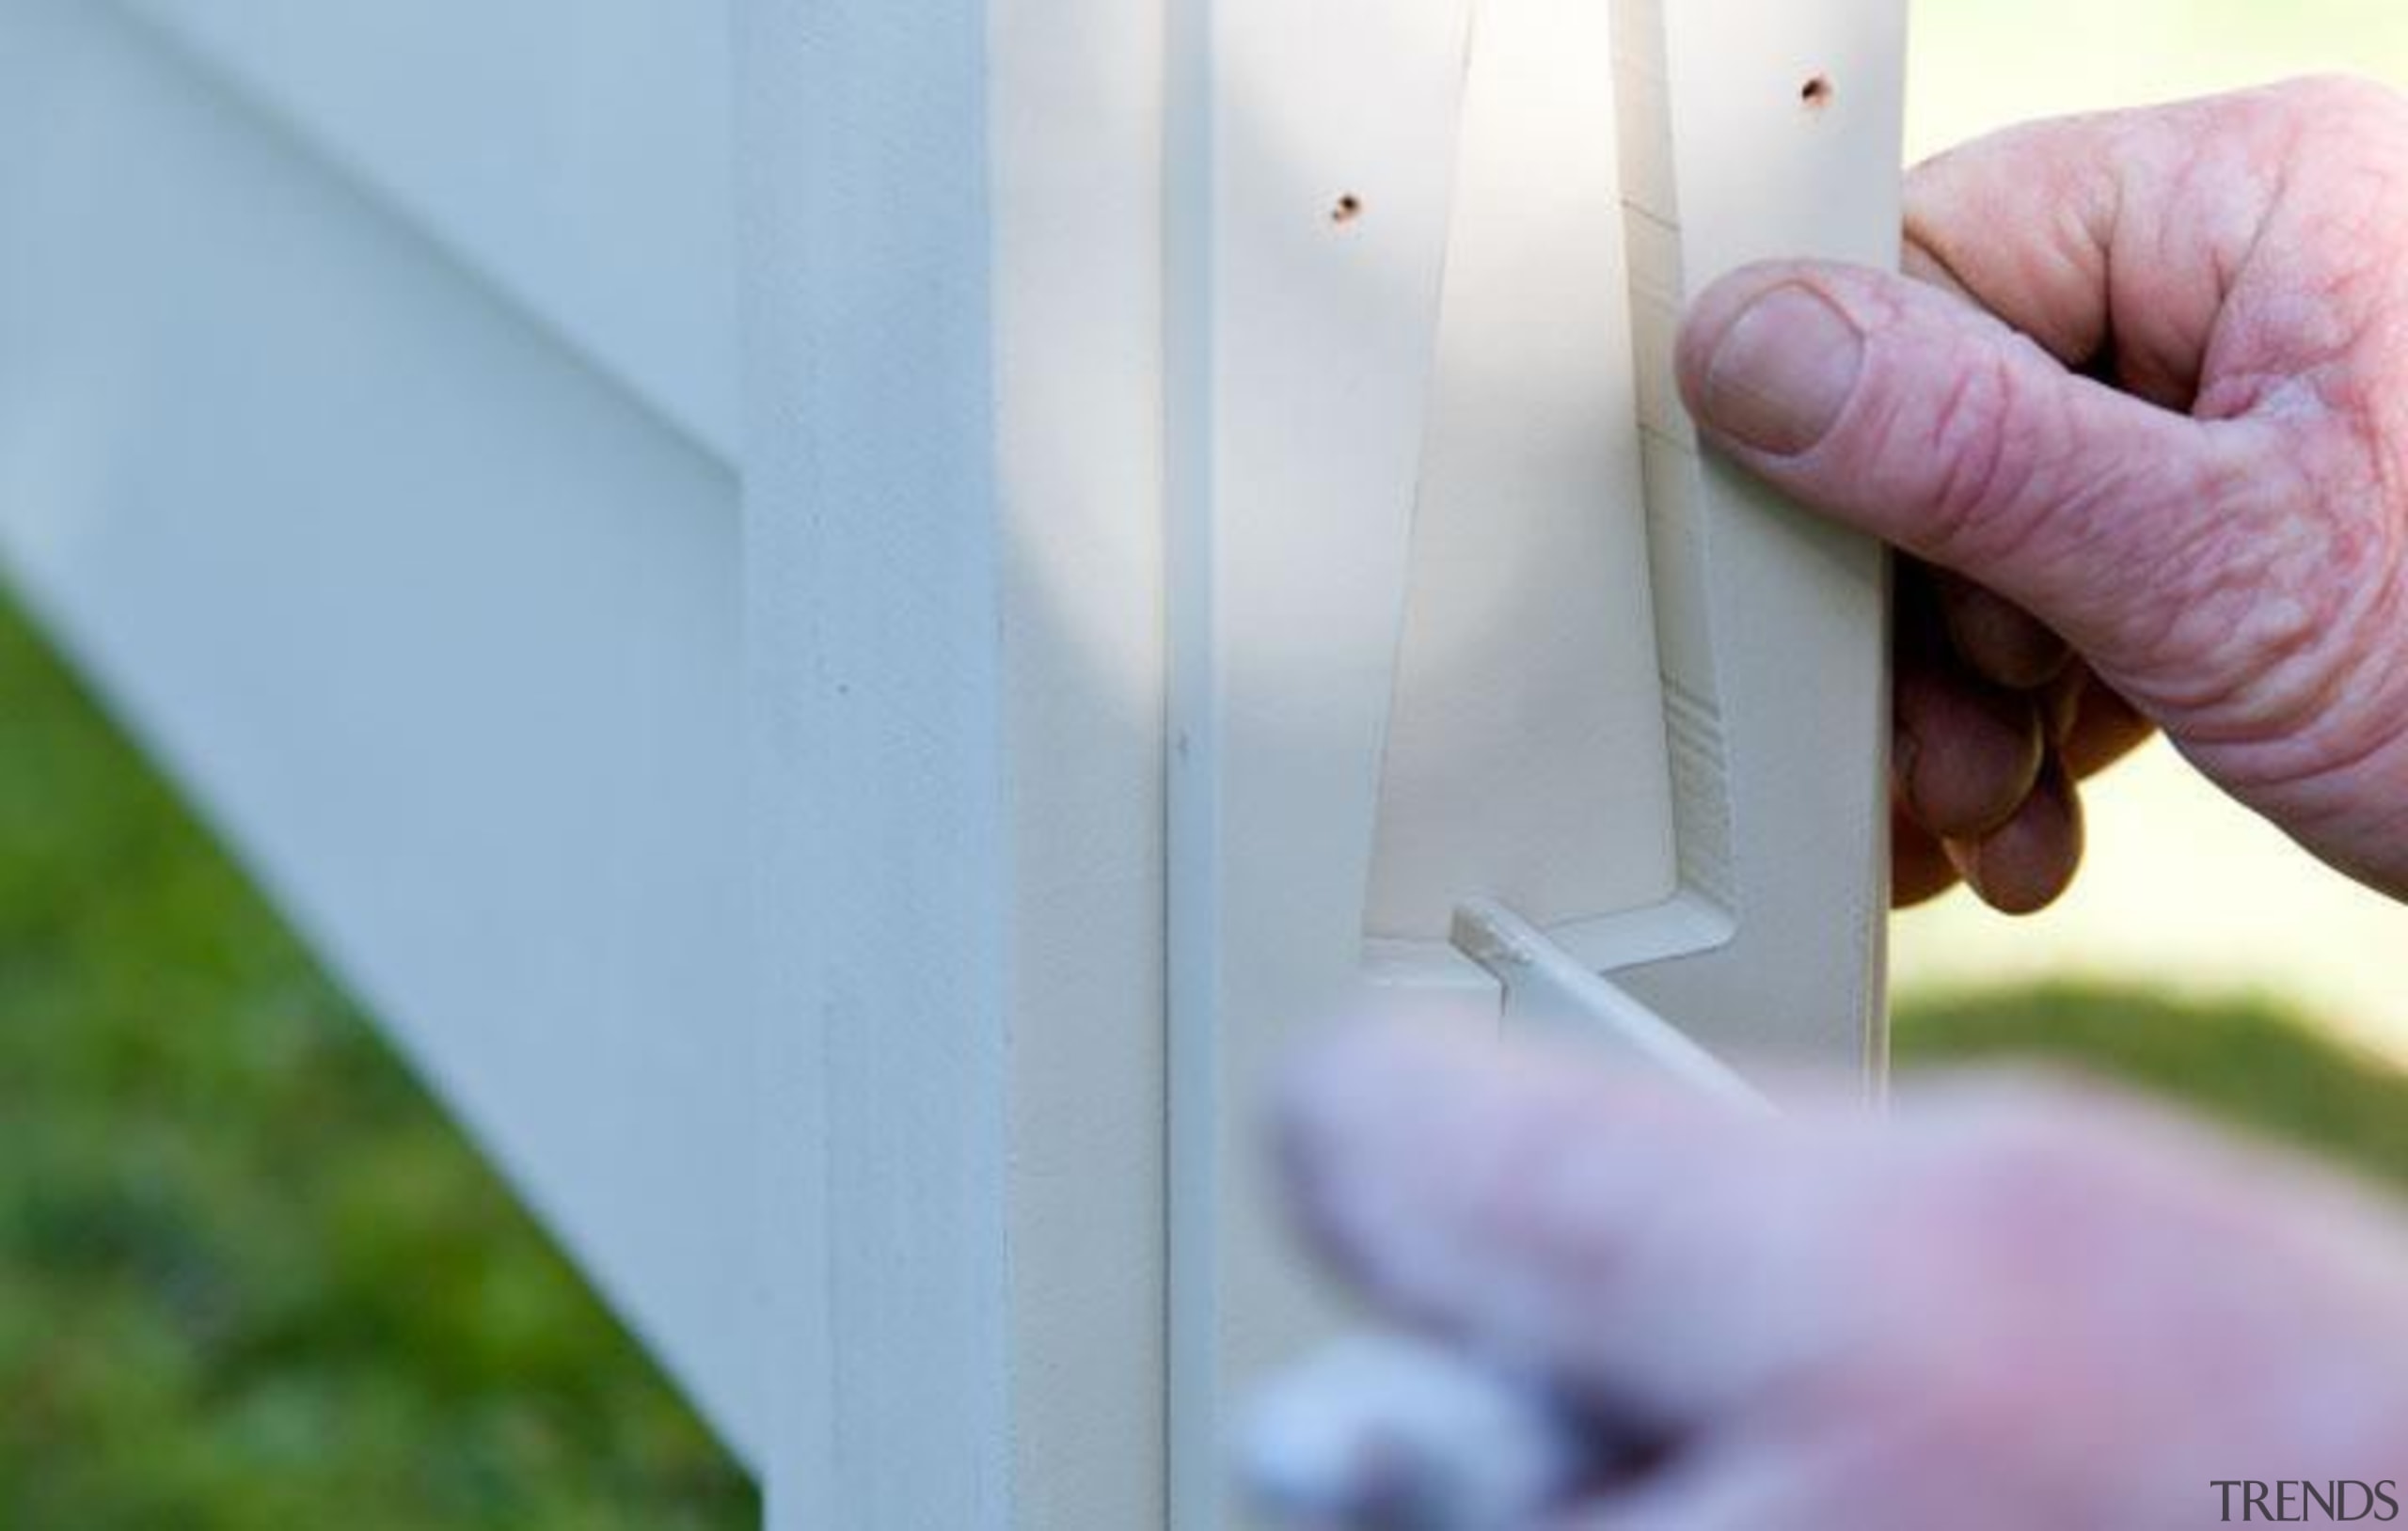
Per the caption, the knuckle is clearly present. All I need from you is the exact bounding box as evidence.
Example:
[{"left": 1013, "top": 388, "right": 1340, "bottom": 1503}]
[
  {"left": 1929, "top": 360, "right": 2027, "bottom": 539},
  {"left": 2126, "top": 428, "right": 2407, "bottom": 754},
  {"left": 1880, "top": 340, "right": 2053, "bottom": 566}
]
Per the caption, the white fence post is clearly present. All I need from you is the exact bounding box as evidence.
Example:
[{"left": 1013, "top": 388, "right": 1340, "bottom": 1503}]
[{"left": 738, "top": 0, "right": 1174, "bottom": 1522}]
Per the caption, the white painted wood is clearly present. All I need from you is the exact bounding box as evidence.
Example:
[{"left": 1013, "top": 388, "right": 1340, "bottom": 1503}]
[
  {"left": 736, "top": 0, "right": 1169, "bottom": 1524},
  {"left": 115, "top": 0, "right": 740, "bottom": 457},
  {"left": 1168, "top": 0, "right": 1904, "bottom": 1523},
  {"left": 0, "top": 0, "right": 762, "bottom": 1463},
  {"left": 1166, "top": 0, "right": 1488, "bottom": 1513},
  {"left": 0, "top": 1, "right": 1901, "bottom": 1524},
  {"left": 1367, "top": 0, "right": 1679, "bottom": 942},
  {"left": 1452, "top": 901, "right": 1767, "bottom": 1113},
  {"left": 1603, "top": 0, "right": 1902, "bottom": 1071}
]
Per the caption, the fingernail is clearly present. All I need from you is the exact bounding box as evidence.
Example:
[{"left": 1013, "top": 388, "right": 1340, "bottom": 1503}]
[{"left": 1697, "top": 284, "right": 1865, "bottom": 455}]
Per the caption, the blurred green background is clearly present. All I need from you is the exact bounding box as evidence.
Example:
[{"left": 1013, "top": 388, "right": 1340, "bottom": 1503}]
[{"left": 11, "top": 0, "right": 2408, "bottom": 1525}]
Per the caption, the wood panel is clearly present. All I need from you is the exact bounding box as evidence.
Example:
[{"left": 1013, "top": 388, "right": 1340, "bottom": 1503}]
[
  {"left": 735, "top": 0, "right": 1171, "bottom": 1523},
  {"left": 115, "top": 0, "right": 739, "bottom": 457},
  {"left": 0, "top": 0, "right": 760, "bottom": 1463}
]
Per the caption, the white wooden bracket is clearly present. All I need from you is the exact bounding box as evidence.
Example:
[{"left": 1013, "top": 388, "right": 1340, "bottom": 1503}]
[
  {"left": 1168, "top": 0, "right": 1905, "bottom": 1522},
  {"left": 1451, "top": 899, "right": 1770, "bottom": 1111}
]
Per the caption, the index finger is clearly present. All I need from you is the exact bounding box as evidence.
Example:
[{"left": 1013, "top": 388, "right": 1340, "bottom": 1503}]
[
  {"left": 1272, "top": 1021, "right": 2303, "bottom": 1442},
  {"left": 1273, "top": 1024, "right": 1891, "bottom": 1432}
]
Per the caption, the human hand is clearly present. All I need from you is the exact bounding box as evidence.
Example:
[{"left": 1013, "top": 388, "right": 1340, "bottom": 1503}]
[
  {"left": 1274, "top": 1022, "right": 2408, "bottom": 1528},
  {"left": 1677, "top": 77, "right": 2408, "bottom": 912}
]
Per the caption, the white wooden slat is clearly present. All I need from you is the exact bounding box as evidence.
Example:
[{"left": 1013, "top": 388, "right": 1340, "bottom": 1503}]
[
  {"left": 990, "top": 3, "right": 1175, "bottom": 1520},
  {"left": 737, "top": 0, "right": 1170, "bottom": 1523},
  {"left": 0, "top": 0, "right": 761, "bottom": 1463},
  {"left": 114, "top": 0, "right": 741, "bottom": 459},
  {"left": 1169, "top": 1, "right": 1493, "bottom": 1523},
  {"left": 1605, "top": 0, "right": 1902, "bottom": 1069}
]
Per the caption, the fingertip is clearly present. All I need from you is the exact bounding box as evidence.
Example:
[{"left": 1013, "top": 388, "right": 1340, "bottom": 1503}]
[
  {"left": 1947, "top": 762, "right": 2085, "bottom": 915},
  {"left": 1891, "top": 801, "right": 1965, "bottom": 908},
  {"left": 1893, "top": 662, "right": 2047, "bottom": 840},
  {"left": 1270, "top": 1018, "right": 1504, "bottom": 1286},
  {"left": 1274, "top": 1020, "right": 1762, "bottom": 1356},
  {"left": 1275, "top": 1017, "right": 1491, "bottom": 1161},
  {"left": 1274, "top": 1021, "right": 1427, "bottom": 1195}
]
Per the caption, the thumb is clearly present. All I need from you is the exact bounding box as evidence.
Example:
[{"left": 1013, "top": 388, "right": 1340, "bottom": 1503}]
[{"left": 1673, "top": 261, "right": 2297, "bottom": 692}]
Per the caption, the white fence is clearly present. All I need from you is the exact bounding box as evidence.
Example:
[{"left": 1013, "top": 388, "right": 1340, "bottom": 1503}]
[{"left": 0, "top": 1, "right": 1903, "bottom": 1523}]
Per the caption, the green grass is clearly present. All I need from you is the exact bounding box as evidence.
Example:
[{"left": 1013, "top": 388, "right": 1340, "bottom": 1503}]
[
  {"left": 0, "top": 591, "right": 753, "bottom": 1529},
  {"left": 8, "top": 581, "right": 2408, "bottom": 1528},
  {"left": 1897, "top": 985, "right": 2408, "bottom": 1188}
]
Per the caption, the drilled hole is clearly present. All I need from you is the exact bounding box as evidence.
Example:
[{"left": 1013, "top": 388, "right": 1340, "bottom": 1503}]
[
  {"left": 1801, "top": 74, "right": 1834, "bottom": 109},
  {"left": 1331, "top": 194, "right": 1364, "bottom": 225}
]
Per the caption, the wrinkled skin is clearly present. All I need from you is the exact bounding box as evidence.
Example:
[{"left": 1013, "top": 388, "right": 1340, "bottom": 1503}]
[
  {"left": 1279, "top": 80, "right": 2408, "bottom": 1527},
  {"left": 1683, "top": 76, "right": 2408, "bottom": 913}
]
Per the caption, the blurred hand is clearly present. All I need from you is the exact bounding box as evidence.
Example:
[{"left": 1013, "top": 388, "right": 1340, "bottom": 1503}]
[
  {"left": 1278, "top": 1023, "right": 2408, "bottom": 1529},
  {"left": 1677, "top": 77, "right": 2408, "bottom": 913}
]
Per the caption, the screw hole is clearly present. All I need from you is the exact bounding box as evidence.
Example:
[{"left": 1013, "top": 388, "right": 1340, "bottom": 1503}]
[
  {"left": 1801, "top": 75, "right": 1834, "bottom": 109},
  {"left": 1331, "top": 194, "right": 1364, "bottom": 225}
]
